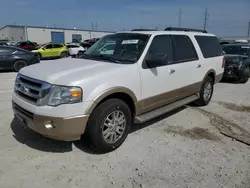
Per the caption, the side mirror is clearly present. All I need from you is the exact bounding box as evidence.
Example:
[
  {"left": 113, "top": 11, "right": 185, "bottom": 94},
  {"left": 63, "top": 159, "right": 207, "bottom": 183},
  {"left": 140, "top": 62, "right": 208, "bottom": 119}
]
[
  {"left": 145, "top": 55, "right": 168, "bottom": 68},
  {"left": 42, "top": 47, "right": 45, "bottom": 50}
]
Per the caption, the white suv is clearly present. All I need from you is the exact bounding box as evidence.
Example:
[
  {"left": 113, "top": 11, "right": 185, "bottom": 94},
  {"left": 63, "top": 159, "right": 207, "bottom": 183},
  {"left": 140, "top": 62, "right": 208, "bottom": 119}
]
[{"left": 12, "top": 28, "right": 224, "bottom": 152}]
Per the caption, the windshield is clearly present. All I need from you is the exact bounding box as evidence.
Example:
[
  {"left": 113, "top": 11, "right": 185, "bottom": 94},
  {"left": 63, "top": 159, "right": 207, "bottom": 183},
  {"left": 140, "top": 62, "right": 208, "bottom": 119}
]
[
  {"left": 223, "top": 45, "right": 250, "bottom": 56},
  {"left": 84, "top": 33, "right": 150, "bottom": 64},
  {"left": 35, "top": 43, "right": 47, "bottom": 49}
]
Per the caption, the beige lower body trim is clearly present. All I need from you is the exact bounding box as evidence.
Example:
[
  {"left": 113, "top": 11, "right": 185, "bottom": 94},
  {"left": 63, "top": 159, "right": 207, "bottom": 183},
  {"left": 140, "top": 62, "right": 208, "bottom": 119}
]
[
  {"left": 215, "top": 73, "right": 223, "bottom": 84},
  {"left": 12, "top": 102, "right": 89, "bottom": 141},
  {"left": 135, "top": 82, "right": 202, "bottom": 115}
]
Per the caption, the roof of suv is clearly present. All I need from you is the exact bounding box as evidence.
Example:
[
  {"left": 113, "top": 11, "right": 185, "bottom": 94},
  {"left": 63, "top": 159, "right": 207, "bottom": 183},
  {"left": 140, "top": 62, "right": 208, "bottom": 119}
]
[{"left": 117, "top": 30, "right": 216, "bottom": 37}]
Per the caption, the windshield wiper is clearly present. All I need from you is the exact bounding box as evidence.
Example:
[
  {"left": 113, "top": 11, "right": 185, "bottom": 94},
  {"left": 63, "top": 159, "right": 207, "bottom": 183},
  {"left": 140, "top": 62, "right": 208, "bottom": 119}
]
[{"left": 93, "top": 55, "right": 121, "bottom": 64}]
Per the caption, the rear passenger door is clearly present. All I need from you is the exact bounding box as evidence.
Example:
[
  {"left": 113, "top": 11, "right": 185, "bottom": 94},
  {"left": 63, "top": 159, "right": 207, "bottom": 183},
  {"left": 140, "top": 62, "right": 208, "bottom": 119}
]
[
  {"left": 170, "top": 35, "right": 201, "bottom": 85},
  {"left": 52, "top": 44, "right": 63, "bottom": 57}
]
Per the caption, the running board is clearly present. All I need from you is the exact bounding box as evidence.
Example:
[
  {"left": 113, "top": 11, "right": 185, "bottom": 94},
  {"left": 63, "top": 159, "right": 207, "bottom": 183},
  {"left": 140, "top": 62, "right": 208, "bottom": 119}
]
[{"left": 134, "top": 94, "right": 200, "bottom": 124}]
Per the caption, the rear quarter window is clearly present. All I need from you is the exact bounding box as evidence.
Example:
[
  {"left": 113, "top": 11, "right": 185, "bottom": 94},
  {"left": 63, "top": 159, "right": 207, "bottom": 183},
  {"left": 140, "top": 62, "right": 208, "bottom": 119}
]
[{"left": 195, "top": 36, "right": 222, "bottom": 58}]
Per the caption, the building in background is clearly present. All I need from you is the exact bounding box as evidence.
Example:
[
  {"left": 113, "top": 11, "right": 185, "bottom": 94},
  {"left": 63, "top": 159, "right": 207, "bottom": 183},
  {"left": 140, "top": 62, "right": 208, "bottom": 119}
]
[{"left": 0, "top": 25, "right": 114, "bottom": 44}]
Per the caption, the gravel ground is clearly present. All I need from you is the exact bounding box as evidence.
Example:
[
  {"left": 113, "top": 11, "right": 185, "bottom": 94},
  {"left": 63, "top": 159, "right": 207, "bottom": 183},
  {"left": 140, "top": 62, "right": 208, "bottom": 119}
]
[{"left": 0, "top": 67, "right": 250, "bottom": 188}]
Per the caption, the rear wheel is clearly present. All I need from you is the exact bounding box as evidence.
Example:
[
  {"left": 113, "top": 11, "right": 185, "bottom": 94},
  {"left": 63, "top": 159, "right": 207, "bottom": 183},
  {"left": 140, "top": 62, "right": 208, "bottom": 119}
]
[
  {"left": 241, "top": 67, "right": 250, "bottom": 83},
  {"left": 86, "top": 99, "right": 132, "bottom": 153},
  {"left": 194, "top": 76, "right": 214, "bottom": 106},
  {"left": 60, "top": 52, "right": 68, "bottom": 58},
  {"left": 13, "top": 60, "right": 27, "bottom": 72}
]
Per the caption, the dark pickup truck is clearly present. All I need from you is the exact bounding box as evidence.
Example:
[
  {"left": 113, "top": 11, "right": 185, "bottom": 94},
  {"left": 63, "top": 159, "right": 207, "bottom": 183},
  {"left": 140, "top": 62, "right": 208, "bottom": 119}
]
[{"left": 222, "top": 44, "right": 250, "bottom": 83}]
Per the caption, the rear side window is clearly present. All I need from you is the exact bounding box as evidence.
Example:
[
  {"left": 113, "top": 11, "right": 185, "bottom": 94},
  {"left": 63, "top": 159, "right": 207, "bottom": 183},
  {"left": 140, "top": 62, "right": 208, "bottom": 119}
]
[
  {"left": 170, "top": 35, "right": 198, "bottom": 63},
  {"left": 54, "top": 44, "right": 63, "bottom": 48},
  {"left": 195, "top": 36, "right": 222, "bottom": 58}
]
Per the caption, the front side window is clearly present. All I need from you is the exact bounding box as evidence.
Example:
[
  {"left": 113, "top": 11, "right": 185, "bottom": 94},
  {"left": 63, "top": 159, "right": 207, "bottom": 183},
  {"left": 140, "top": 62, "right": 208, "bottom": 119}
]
[
  {"left": 143, "top": 35, "right": 173, "bottom": 68},
  {"left": 84, "top": 33, "right": 150, "bottom": 64},
  {"left": 45, "top": 44, "right": 53, "bottom": 49},
  {"left": 223, "top": 45, "right": 250, "bottom": 56}
]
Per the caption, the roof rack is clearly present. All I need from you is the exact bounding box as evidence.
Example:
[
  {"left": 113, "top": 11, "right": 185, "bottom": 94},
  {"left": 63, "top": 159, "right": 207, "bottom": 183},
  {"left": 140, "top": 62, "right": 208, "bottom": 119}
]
[
  {"left": 164, "top": 27, "right": 207, "bottom": 33},
  {"left": 131, "top": 29, "right": 157, "bottom": 31}
]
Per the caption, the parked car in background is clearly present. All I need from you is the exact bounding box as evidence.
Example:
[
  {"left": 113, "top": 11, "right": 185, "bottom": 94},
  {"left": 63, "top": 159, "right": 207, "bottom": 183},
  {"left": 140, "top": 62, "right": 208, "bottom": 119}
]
[
  {"left": 0, "top": 41, "right": 8, "bottom": 46},
  {"left": 222, "top": 43, "right": 250, "bottom": 83},
  {"left": 66, "top": 43, "right": 86, "bottom": 57},
  {"left": 84, "top": 38, "right": 100, "bottom": 45},
  {"left": 12, "top": 28, "right": 224, "bottom": 152},
  {"left": 32, "top": 43, "right": 69, "bottom": 60},
  {"left": 0, "top": 46, "right": 40, "bottom": 72},
  {"left": 7, "top": 41, "right": 18, "bottom": 46},
  {"left": 15, "top": 41, "right": 38, "bottom": 51}
]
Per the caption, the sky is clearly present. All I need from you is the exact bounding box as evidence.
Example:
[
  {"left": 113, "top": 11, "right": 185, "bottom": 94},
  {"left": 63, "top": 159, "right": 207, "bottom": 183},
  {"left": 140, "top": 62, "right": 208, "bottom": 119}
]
[{"left": 0, "top": 0, "right": 249, "bottom": 37}]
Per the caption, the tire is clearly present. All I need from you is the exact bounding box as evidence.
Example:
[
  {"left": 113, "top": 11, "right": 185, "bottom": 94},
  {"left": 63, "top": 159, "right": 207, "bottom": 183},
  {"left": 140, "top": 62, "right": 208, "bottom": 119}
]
[
  {"left": 13, "top": 60, "right": 27, "bottom": 72},
  {"left": 241, "top": 67, "right": 250, "bottom": 83},
  {"left": 194, "top": 76, "right": 214, "bottom": 106},
  {"left": 37, "top": 53, "right": 42, "bottom": 60},
  {"left": 60, "top": 52, "right": 68, "bottom": 58},
  {"left": 86, "top": 99, "right": 132, "bottom": 153}
]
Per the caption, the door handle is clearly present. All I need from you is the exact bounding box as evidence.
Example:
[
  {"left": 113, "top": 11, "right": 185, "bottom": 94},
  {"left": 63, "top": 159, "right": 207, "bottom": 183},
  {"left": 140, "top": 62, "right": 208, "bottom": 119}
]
[
  {"left": 197, "top": 64, "right": 201, "bottom": 68},
  {"left": 169, "top": 69, "right": 175, "bottom": 74}
]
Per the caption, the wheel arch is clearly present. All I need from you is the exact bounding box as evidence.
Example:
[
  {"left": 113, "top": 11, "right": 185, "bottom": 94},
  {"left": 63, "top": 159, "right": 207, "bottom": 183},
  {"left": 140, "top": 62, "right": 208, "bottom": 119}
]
[
  {"left": 85, "top": 87, "right": 138, "bottom": 118},
  {"left": 203, "top": 69, "right": 216, "bottom": 84}
]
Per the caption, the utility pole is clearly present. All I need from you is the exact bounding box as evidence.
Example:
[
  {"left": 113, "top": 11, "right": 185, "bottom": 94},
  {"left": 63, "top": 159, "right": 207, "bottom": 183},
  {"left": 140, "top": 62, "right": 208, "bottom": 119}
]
[
  {"left": 91, "top": 22, "right": 94, "bottom": 30},
  {"left": 95, "top": 22, "right": 98, "bottom": 30},
  {"left": 248, "top": 21, "right": 250, "bottom": 37},
  {"left": 203, "top": 8, "right": 209, "bottom": 30},
  {"left": 178, "top": 8, "right": 182, "bottom": 28}
]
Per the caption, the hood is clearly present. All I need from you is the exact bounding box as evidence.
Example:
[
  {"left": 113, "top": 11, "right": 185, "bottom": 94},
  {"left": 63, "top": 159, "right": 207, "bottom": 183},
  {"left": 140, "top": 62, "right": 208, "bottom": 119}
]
[
  {"left": 224, "top": 54, "right": 250, "bottom": 66},
  {"left": 19, "top": 58, "right": 124, "bottom": 85}
]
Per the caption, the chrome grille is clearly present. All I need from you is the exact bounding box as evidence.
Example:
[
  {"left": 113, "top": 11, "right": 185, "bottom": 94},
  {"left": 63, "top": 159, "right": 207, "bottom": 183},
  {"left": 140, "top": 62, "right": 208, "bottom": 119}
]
[{"left": 14, "top": 74, "right": 52, "bottom": 106}]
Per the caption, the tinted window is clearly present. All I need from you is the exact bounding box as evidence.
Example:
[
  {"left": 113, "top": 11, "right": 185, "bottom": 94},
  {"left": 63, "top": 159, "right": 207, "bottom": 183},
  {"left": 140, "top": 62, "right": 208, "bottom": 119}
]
[
  {"left": 195, "top": 36, "right": 222, "bottom": 58},
  {"left": 67, "top": 45, "right": 79, "bottom": 48},
  {"left": 171, "top": 35, "right": 198, "bottom": 63},
  {"left": 53, "top": 44, "right": 63, "bottom": 48},
  {"left": 0, "top": 47, "right": 16, "bottom": 54},
  {"left": 45, "top": 44, "right": 53, "bottom": 49},
  {"left": 144, "top": 35, "right": 173, "bottom": 67},
  {"left": 222, "top": 45, "right": 250, "bottom": 56}
]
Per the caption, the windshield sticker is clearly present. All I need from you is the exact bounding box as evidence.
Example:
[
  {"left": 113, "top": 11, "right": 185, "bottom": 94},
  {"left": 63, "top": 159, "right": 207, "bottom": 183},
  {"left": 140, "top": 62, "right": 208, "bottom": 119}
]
[
  {"left": 241, "top": 46, "right": 250, "bottom": 49},
  {"left": 122, "top": 40, "right": 139, "bottom": 44}
]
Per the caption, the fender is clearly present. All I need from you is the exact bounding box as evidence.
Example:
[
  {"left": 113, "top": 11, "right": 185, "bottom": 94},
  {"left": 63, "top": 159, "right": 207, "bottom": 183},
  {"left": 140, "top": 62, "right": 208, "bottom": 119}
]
[{"left": 85, "top": 86, "right": 137, "bottom": 115}]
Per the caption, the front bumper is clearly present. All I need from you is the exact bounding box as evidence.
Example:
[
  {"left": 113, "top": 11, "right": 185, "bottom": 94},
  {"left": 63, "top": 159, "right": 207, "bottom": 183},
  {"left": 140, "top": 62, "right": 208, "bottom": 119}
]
[
  {"left": 223, "top": 65, "right": 245, "bottom": 80},
  {"left": 12, "top": 102, "right": 89, "bottom": 141}
]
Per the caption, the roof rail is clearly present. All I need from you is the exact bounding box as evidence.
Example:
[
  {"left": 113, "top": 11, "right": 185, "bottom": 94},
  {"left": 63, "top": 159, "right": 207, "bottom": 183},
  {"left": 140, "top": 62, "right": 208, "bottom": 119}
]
[
  {"left": 164, "top": 27, "right": 207, "bottom": 33},
  {"left": 131, "top": 29, "right": 157, "bottom": 31}
]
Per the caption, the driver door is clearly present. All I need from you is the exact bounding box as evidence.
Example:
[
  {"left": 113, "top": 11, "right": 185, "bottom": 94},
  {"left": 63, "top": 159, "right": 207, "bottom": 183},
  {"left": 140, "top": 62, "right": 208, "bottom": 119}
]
[{"left": 42, "top": 44, "right": 53, "bottom": 57}]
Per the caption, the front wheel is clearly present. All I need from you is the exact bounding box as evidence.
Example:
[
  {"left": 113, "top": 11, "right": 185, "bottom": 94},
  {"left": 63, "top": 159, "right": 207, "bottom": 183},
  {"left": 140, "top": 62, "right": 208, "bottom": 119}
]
[
  {"left": 86, "top": 99, "right": 132, "bottom": 153},
  {"left": 194, "top": 76, "right": 214, "bottom": 106},
  {"left": 13, "top": 60, "right": 27, "bottom": 72},
  {"left": 241, "top": 67, "right": 250, "bottom": 83}
]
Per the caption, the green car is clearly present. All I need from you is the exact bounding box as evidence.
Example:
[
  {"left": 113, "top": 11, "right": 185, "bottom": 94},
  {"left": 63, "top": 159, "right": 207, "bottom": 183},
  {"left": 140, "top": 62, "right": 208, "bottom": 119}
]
[{"left": 32, "top": 43, "right": 69, "bottom": 60}]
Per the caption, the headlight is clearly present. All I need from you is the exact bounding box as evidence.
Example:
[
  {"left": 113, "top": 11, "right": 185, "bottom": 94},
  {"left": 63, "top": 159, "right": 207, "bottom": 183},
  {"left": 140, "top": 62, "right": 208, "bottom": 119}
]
[{"left": 48, "top": 86, "right": 82, "bottom": 106}]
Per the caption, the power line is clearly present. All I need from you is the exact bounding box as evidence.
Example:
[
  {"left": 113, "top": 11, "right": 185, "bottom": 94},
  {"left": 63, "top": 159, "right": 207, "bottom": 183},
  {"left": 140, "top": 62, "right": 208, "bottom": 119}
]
[{"left": 203, "top": 8, "right": 209, "bottom": 30}]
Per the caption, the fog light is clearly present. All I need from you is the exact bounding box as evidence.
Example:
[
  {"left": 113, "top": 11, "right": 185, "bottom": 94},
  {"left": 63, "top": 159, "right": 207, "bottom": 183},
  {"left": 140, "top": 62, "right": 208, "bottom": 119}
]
[{"left": 44, "top": 121, "right": 55, "bottom": 129}]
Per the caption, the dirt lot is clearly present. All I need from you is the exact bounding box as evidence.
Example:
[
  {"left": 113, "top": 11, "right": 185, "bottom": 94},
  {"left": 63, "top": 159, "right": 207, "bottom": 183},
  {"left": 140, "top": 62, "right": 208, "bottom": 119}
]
[{"left": 0, "top": 68, "right": 250, "bottom": 188}]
